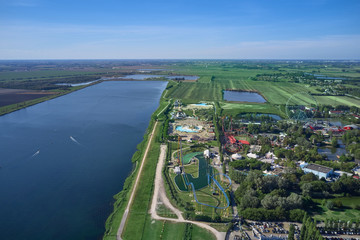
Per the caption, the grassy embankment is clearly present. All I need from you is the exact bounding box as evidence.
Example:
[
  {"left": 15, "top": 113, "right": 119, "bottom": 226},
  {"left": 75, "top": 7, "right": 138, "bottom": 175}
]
[{"left": 103, "top": 86, "right": 216, "bottom": 240}]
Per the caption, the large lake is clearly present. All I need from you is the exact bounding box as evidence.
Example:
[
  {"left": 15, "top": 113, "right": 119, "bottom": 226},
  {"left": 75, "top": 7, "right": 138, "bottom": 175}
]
[{"left": 0, "top": 81, "right": 167, "bottom": 240}]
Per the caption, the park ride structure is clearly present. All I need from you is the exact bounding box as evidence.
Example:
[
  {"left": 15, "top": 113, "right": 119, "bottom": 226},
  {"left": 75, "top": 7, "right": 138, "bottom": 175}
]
[{"left": 176, "top": 136, "right": 231, "bottom": 210}]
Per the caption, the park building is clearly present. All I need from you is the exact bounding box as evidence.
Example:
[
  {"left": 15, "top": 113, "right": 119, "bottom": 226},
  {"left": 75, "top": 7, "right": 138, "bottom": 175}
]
[
  {"left": 301, "top": 163, "right": 333, "bottom": 179},
  {"left": 174, "top": 166, "right": 181, "bottom": 174},
  {"left": 231, "top": 153, "right": 243, "bottom": 160},
  {"left": 204, "top": 149, "right": 210, "bottom": 158}
]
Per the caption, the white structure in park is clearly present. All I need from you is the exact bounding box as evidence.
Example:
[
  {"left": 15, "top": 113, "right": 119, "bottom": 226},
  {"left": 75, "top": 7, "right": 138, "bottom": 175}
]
[
  {"left": 204, "top": 149, "right": 210, "bottom": 158},
  {"left": 231, "top": 153, "right": 242, "bottom": 160},
  {"left": 174, "top": 166, "right": 181, "bottom": 174},
  {"left": 247, "top": 153, "right": 259, "bottom": 159}
]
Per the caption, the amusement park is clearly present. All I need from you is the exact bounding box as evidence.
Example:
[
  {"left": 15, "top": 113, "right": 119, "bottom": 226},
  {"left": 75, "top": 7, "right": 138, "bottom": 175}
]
[{"left": 165, "top": 101, "right": 233, "bottom": 221}]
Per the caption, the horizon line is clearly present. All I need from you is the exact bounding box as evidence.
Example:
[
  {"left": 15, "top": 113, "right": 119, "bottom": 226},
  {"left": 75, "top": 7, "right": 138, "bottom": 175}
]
[{"left": 1, "top": 58, "right": 360, "bottom": 61}]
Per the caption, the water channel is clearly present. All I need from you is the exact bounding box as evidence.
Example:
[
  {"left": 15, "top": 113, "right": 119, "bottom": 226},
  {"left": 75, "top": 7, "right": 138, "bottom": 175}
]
[{"left": 0, "top": 81, "right": 167, "bottom": 240}]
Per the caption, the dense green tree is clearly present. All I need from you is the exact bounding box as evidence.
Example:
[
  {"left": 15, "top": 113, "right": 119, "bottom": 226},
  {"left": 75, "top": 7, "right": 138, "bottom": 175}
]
[{"left": 288, "top": 224, "right": 295, "bottom": 240}]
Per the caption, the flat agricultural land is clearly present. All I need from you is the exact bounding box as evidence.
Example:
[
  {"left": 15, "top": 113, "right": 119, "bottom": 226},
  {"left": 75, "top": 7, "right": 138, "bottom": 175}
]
[
  {"left": 0, "top": 88, "right": 57, "bottom": 107},
  {"left": 167, "top": 62, "right": 360, "bottom": 109},
  {"left": 314, "top": 95, "right": 360, "bottom": 106},
  {"left": 220, "top": 102, "right": 285, "bottom": 117}
]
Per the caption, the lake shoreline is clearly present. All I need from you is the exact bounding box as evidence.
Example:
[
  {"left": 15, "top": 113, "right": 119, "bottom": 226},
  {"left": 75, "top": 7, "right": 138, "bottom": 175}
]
[
  {"left": 102, "top": 88, "right": 170, "bottom": 239},
  {"left": 0, "top": 81, "right": 167, "bottom": 240},
  {"left": 0, "top": 81, "right": 100, "bottom": 117}
]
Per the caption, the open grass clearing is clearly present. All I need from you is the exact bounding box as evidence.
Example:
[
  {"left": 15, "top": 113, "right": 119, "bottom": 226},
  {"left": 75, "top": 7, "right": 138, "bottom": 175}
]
[
  {"left": 220, "top": 102, "right": 286, "bottom": 118},
  {"left": 140, "top": 216, "right": 216, "bottom": 240},
  {"left": 314, "top": 96, "right": 360, "bottom": 107},
  {"left": 312, "top": 196, "right": 360, "bottom": 222}
]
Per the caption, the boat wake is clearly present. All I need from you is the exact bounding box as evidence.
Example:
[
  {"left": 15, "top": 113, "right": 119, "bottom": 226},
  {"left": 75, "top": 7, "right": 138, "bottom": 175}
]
[
  {"left": 32, "top": 150, "right": 40, "bottom": 158},
  {"left": 70, "top": 136, "right": 81, "bottom": 145}
]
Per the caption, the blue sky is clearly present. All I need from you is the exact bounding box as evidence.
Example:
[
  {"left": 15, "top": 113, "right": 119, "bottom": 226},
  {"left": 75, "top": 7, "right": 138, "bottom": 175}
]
[{"left": 0, "top": 0, "right": 359, "bottom": 59}]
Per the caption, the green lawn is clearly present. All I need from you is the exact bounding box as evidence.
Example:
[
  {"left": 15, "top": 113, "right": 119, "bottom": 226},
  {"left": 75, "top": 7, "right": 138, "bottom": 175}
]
[
  {"left": 314, "top": 95, "right": 360, "bottom": 107},
  {"left": 141, "top": 216, "right": 216, "bottom": 240},
  {"left": 312, "top": 197, "right": 360, "bottom": 222}
]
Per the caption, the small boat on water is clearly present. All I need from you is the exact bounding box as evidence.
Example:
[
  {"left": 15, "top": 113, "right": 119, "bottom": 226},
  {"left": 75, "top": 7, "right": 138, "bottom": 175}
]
[{"left": 32, "top": 150, "right": 40, "bottom": 157}]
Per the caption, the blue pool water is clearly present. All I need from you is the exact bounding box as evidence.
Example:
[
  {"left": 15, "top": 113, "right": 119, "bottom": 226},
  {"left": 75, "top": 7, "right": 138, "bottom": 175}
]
[{"left": 176, "top": 126, "right": 199, "bottom": 133}]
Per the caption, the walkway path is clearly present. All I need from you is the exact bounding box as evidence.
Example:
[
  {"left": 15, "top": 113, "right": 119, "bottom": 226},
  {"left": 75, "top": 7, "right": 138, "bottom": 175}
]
[
  {"left": 150, "top": 144, "right": 226, "bottom": 240},
  {"left": 117, "top": 121, "right": 158, "bottom": 240}
]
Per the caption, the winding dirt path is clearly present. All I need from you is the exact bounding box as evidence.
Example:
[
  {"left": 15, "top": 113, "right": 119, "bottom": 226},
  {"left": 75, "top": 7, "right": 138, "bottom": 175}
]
[
  {"left": 150, "top": 144, "right": 226, "bottom": 240},
  {"left": 117, "top": 121, "right": 158, "bottom": 240}
]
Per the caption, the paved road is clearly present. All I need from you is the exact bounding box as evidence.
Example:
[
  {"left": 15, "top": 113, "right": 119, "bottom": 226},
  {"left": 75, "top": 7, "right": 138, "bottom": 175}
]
[
  {"left": 116, "top": 121, "right": 158, "bottom": 240},
  {"left": 150, "top": 144, "right": 226, "bottom": 240}
]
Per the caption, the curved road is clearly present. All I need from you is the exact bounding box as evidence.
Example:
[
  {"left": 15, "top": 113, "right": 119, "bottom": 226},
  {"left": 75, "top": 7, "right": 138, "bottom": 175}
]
[{"left": 150, "top": 144, "right": 226, "bottom": 240}]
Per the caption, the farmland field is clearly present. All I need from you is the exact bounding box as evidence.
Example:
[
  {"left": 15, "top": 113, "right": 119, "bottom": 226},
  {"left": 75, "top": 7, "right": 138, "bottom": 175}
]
[{"left": 167, "top": 62, "right": 360, "bottom": 112}]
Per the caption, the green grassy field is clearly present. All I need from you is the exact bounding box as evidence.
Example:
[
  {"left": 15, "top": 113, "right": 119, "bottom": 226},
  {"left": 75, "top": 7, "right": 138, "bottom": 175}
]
[
  {"left": 312, "top": 197, "right": 360, "bottom": 222},
  {"left": 167, "top": 62, "right": 360, "bottom": 109},
  {"left": 314, "top": 95, "right": 360, "bottom": 106},
  {"left": 220, "top": 102, "right": 285, "bottom": 117},
  {"left": 141, "top": 217, "right": 216, "bottom": 240}
]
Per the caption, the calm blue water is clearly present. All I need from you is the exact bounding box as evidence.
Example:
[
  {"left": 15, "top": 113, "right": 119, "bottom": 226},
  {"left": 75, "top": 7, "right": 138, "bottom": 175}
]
[
  {"left": 223, "top": 91, "right": 266, "bottom": 103},
  {"left": 0, "top": 81, "right": 167, "bottom": 240},
  {"left": 195, "top": 103, "right": 208, "bottom": 106},
  {"left": 318, "top": 140, "right": 348, "bottom": 161}
]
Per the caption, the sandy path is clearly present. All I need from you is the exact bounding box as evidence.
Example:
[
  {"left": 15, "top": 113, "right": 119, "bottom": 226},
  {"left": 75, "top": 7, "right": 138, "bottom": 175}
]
[
  {"left": 117, "top": 121, "right": 158, "bottom": 240},
  {"left": 150, "top": 144, "right": 226, "bottom": 240}
]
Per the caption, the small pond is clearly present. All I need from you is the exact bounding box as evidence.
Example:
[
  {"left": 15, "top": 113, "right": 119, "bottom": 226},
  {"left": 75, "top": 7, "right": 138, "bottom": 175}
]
[
  {"left": 318, "top": 140, "right": 348, "bottom": 161},
  {"left": 223, "top": 90, "right": 266, "bottom": 103}
]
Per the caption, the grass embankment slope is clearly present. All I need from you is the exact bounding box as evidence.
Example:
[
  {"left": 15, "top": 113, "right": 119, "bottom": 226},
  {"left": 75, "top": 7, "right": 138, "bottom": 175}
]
[{"left": 103, "top": 94, "right": 215, "bottom": 240}]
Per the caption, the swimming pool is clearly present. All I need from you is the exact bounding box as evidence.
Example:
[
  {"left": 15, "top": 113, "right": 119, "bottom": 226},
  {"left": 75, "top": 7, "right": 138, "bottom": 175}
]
[{"left": 176, "top": 126, "right": 200, "bottom": 133}]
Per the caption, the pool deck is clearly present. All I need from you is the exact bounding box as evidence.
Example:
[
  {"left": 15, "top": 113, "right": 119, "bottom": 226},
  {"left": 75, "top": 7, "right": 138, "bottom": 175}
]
[{"left": 169, "top": 118, "right": 215, "bottom": 142}]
